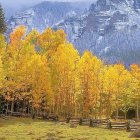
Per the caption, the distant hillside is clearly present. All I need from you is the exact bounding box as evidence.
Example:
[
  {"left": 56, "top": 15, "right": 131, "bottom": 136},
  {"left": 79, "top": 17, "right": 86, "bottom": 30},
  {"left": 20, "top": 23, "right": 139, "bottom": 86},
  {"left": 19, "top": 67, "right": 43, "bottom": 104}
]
[
  {"left": 7, "top": 1, "right": 88, "bottom": 33},
  {"left": 54, "top": 0, "right": 140, "bottom": 65},
  {"left": 7, "top": 0, "right": 140, "bottom": 65}
]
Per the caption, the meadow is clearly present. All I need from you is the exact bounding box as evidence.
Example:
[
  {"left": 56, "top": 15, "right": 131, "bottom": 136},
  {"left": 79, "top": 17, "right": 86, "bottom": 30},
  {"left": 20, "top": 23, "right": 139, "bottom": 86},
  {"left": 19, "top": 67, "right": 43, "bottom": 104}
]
[{"left": 0, "top": 117, "right": 132, "bottom": 140}]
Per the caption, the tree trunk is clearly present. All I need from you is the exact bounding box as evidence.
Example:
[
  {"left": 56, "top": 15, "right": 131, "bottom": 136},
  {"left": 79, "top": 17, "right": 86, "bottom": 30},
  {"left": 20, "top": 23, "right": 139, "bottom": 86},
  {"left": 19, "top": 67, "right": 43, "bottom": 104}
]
[
  {"left": 124, "top": 106, "right": 127, "bottom": 120},
  {"left": 6, "top": 102, "right": 8, "bottom": 116},
  {"left": 11, "top": 100, "right": 14, "bottom": 113},
  {"left": 27, "top": 102, "right": 30, "bottom": 114},
  {"left": 125, "top": 111, "right": 127, "bottom": 120},
  {"left": 116, "top": 107, "right": 119, "bottom": 120},
  {"left": 136, "top": 100, "right": 139, "bottom": 121}
]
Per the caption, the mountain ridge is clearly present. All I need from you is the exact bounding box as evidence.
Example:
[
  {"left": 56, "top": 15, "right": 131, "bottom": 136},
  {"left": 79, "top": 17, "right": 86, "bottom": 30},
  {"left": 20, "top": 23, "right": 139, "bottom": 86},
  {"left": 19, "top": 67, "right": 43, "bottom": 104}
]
[
  {"left": 55, "top": 0, "right": 140, "bottom": 65},
  {"left": 7, "top": 1, "right": 88, "bottom": 33},
  {"left": 7, "top": 0, "right": 140, "bottom": 65}
]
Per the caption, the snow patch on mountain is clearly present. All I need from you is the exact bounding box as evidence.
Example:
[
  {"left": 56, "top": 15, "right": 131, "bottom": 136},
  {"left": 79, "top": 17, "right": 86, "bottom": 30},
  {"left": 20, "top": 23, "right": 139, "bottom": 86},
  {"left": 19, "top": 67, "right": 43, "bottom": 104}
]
[
  {"left": 7, "top": 1, "right": 87, "bottom": 33},
  {"left": 7, "top": 0, "right": 140, "bottom": 65},
  {"left": 54, "top": 0, "right": 140, "bottom": 65}
]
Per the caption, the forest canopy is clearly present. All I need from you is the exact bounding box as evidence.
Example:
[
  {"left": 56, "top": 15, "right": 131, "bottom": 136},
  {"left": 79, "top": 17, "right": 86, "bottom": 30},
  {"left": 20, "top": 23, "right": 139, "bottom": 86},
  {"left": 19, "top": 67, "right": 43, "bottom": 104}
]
[{"left": 0, "top": 26, "right": 140, "bottom": 120}]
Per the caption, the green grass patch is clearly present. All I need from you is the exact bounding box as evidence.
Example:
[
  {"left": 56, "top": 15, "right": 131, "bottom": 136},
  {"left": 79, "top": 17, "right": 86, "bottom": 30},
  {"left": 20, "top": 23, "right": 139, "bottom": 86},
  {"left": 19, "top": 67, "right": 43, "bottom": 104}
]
[{"left": 0, "top": 117, "right": 135, "bottom": 140}]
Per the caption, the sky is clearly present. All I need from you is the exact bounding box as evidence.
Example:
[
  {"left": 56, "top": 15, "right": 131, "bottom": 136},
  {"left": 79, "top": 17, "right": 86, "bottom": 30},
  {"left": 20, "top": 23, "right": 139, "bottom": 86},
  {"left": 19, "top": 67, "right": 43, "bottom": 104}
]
[{"left": 0, "top": 0, "right": 93, "bottom": 6}]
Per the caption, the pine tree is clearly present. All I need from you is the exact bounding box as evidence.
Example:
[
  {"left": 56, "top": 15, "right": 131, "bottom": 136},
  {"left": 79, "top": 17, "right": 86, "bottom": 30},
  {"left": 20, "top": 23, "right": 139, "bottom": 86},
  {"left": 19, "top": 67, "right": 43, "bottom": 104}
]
[{"left": 0, "top": 4, "right": 6, "bottom": 34}]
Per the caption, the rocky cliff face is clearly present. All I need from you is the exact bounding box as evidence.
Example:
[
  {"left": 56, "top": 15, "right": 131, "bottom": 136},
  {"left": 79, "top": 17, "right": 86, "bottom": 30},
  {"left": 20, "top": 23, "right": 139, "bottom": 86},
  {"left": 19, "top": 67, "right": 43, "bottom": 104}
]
[
  {"left": 7, "top": 1, "right": 86, "bottom": 33},
  {"left": 55, "top": 0, "right": 140, "bottom": 65},
  {"left": 7, "top": 0, "right": 140, "bottom": 65}
]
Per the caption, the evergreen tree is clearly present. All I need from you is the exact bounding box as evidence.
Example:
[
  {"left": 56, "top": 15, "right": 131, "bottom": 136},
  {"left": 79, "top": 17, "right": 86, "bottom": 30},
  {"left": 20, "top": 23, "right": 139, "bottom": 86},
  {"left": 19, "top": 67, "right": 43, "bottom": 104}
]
[{"left": 0, "top": 4, "right": 6, "bottom": 34}]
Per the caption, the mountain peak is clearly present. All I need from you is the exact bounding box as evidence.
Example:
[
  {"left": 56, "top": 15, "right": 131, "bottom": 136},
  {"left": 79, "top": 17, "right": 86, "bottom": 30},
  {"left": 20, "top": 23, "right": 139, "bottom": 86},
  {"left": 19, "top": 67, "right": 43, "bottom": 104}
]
[
  {"left": 7, "top": 1, "right": 86, "bottom": 33},
  {"left": 90, "top": 0, "right": 126, "bottom": 11},
  {"left": 54, "top": 0, "right": 140, "bottom": 65},
  {"left": 7, "top": 0, "right": 140, "bottom": 65},
  {"left": 134, "top": 0, "right": 140, "bottom": 10},
  {"left": 90, "top": 0, "right": 140, "bottom": 12}
]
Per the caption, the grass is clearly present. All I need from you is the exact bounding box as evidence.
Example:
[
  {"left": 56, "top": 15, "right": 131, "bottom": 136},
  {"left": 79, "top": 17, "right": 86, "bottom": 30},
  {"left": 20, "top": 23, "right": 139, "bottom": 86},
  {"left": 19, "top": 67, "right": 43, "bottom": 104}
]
[{"left": 0, "top": 117, "right": 136, "bottom": 140}]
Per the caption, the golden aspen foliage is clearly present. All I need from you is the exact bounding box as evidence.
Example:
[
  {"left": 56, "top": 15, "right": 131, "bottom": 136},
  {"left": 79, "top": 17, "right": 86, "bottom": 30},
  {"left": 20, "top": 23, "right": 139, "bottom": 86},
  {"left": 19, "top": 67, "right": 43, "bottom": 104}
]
[
  {"left": 10, "top": 26, "right": 26, "bottom": 49},
  {"left": 50, "top": 44, "right": 80, "bottom": 117},
  {"left": 37, "top": 28, "right": 66, "bottom": 57},
  {"left": 23, "top": 29, "right": 40, "bottom": 46},
  {"left": 0, "top": 26, "right": 139, "bottom": 119}
]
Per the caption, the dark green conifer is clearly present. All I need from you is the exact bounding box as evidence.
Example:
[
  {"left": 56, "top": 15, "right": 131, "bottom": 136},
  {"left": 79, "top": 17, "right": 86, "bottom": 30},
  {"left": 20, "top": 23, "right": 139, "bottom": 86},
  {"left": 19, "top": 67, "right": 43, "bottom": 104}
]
[{"left": 0, "top": 4, "right": 6, "bottom": 34}]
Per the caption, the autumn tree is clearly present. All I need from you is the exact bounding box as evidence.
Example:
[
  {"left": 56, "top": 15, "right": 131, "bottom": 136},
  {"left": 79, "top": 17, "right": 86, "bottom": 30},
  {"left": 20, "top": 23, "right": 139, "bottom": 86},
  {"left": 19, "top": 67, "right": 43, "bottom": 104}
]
[
  {"left": 0, "top": 25, "right": 139, "bottom": 120},
  {"left": 130, "top": 64, "right": 140, "bottom": 120},
  {"left": 50, "top": 44, "right": 79, "bottom": 117},
  {"left": 77, "top": 51, "right": 103, "bottom": 118},
  {"left": 37, "top": 28, "right": 66, "bottom": 58}
]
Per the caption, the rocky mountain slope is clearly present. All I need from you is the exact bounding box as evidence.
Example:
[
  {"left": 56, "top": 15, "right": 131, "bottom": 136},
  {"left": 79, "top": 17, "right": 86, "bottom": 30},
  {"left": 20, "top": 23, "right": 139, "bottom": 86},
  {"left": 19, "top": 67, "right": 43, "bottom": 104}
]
[
  {"left": 7, "top": 0, "right": 140, "bottom": 65},
  {"left": 54, "top": 0, "right": 140, "bottom": 65},
  {"left": 7, "top": 1, "right": 88, "bottom": 33}
]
